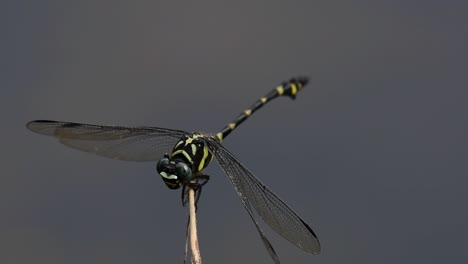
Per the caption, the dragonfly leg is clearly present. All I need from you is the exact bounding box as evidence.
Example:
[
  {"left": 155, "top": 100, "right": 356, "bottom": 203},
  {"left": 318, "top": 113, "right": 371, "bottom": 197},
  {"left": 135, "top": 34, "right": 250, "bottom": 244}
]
[
  {"left": 181, "top": 174, "right": 210, "bottom": 208},
  {"left": 181, "top": 184, "right": 187, "bottom": 206}
]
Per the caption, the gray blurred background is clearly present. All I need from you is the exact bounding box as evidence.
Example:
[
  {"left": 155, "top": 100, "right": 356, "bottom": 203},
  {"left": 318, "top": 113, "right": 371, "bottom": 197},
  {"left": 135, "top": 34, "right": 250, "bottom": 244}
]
[{"left": 2, "top": 0, "right": 468, "bottom": 263}]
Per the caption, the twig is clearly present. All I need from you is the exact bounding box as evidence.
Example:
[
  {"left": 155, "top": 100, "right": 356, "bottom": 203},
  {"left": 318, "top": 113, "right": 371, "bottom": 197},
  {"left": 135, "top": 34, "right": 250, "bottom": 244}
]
[
  {"left": 184, "top": 220, "right": 189, "bottom": 263},
  {"left": 188, "top": 186, "right": 202, "bottom": 264}
]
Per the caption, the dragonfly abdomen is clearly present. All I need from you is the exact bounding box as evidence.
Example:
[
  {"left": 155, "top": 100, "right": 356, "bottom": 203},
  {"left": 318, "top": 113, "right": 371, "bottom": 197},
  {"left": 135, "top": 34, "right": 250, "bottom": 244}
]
[{"left": 216, "top": 77, "right": 308, "bottom": 142}]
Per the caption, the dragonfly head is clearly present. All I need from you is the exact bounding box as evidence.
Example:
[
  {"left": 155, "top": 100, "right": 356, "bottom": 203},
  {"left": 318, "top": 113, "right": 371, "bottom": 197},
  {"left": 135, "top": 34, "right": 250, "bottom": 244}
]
[{"left": 156, "top": 154, "right": 193, "bottom": 189}]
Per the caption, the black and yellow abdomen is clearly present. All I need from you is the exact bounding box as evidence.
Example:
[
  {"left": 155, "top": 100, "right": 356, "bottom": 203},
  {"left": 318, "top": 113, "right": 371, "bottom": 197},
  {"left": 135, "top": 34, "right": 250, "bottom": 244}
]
[{"left": 216, "top": 77, "right": 308, "bottom": 142}]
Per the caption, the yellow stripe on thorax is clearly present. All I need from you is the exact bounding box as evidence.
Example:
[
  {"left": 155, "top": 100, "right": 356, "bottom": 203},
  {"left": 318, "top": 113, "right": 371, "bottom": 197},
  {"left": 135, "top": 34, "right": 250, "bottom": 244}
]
[
  {"left": 171, "top": 150, "right": 193, "bottom": 163},
  {"left": 174, "top": 140, "right": 184, "bottom": 149},
  {"left": 191, "top": 144, "right": 197, "bottom": 156},
  {"left": 198, "top": 145, "right": 210, "bottom": 171}
]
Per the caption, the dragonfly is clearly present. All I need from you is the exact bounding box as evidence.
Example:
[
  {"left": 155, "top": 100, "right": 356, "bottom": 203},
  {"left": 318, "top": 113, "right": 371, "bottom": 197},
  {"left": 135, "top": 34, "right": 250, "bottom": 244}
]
[{"left": 26, "top": 77, "right": 321, "bottom": 263}]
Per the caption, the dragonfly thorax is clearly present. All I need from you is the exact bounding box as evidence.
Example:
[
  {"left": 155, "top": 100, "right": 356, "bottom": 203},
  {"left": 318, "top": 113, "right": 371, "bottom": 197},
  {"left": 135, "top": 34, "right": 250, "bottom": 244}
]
[{"left": 156, "top": 133, "right": 214, "bottom": 189}]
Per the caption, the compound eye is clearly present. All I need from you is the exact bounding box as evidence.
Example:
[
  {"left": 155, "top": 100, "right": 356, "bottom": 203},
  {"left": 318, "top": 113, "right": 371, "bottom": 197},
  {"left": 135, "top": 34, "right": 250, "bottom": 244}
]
[
  {"left": 175, "top": 162, "right": 192, "bottom": 181},
  {"left": 156, "top": 158, "right": 170, "bottom": 173}
]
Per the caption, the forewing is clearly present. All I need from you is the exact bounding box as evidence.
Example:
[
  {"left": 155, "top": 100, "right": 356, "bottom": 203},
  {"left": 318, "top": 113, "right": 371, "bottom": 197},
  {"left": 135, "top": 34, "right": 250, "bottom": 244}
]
[
  {"left": 27, "top": 120, "right": 186, "bottom": 161},
  {"left": 207, "top": 138, "right": 321, "bottom": 255}
]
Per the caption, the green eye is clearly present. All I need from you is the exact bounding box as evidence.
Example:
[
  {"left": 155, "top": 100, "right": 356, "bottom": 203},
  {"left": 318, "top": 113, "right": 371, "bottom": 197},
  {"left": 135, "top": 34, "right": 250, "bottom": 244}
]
[
  {"left": 175, "top": 162, "right": 192, "bottom": 181},
  {"left": 156, "top": 158, "right": 170, "bottom": 173}
]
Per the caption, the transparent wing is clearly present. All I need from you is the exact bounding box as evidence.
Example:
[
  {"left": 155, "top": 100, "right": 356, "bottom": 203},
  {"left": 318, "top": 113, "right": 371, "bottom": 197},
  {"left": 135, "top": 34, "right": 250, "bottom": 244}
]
[
  {"left": 27, "top": 120, "right": 187, "bottom": 161},
  {"left": 207, "top": 138, "right": 320, "bottom": 260}
]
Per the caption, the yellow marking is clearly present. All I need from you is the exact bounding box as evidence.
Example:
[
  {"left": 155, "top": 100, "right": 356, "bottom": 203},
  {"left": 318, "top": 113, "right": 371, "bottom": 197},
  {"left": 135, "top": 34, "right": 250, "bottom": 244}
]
[
  {"left": 191, "top": 144, "right": 197, "bottom": 156},
  {"left": 276, "top": 86, "right": 284, "bottom": 95},
  {"left": 260, "top": 97, "right": 268, "bottom": 103},
  {"left": 291, "top": 83, "right": 298, "bottom": 95},
  {"left": 216, "top": 132, "right": 223, "bottom": 142},
  {"left": 184, "top": 137, "right": 194, "bottom": 146},
  {"left": 174, "top": 140, "right": 184, "bottom": 149},
  {"left": 229, "top": 123, "right": 236, "bottom": 129},
  {"left": 160, "top": 171, "right": 178, "bottom": 180},
  {"left": 297, "top": 83, "right": 303, "bottom": 89},
  {"left": 198, "top": 146, "right": 210, "bottom": 171},
  {"left": 172, "top": 150, "right": 193, "bottom": 163},
  {"left": 244, "top": 109, "right": 252, "bottom": 116}
]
